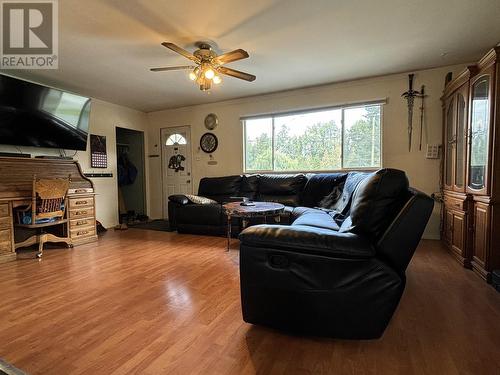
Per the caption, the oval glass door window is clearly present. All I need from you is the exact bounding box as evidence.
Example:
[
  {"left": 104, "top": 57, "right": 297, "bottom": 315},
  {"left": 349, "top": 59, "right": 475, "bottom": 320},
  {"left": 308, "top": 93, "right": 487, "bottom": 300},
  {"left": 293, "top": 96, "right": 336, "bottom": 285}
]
[{"left": 166, "top": 133, "right": 187, "bottom": 146}]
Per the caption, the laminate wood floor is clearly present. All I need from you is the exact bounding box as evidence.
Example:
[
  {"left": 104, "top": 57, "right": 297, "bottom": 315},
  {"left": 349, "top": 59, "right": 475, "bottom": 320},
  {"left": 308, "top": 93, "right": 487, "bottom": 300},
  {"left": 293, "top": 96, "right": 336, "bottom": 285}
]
[{"left": 0, "top": 230, "right": 499, "bottom": 375}]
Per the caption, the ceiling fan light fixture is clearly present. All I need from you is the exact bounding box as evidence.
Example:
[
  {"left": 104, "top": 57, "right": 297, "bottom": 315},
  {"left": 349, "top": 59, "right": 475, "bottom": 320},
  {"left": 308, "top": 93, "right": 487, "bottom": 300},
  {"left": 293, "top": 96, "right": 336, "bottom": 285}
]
[
  {"left": 200, "top": 80, "right": 212, "bottom": 91},
  {"left": 213, "top": 75, "right": 222, "bottom": 84},
  {"left": 151, "top": 42, "right": 256, "bottom": 91},
  {"left": 204, "top": 68, "right": 215, "bottom": 80}
]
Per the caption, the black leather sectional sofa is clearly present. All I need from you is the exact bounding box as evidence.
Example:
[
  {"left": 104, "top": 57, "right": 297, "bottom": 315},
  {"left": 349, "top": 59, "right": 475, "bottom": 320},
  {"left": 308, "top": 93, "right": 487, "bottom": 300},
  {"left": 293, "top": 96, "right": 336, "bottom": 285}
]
[
  {"left": 168, "top": 169, "right": 434, "bottom": 339},
  {"left": 169, "top": 172, "right": 352, "bottom": 235}
]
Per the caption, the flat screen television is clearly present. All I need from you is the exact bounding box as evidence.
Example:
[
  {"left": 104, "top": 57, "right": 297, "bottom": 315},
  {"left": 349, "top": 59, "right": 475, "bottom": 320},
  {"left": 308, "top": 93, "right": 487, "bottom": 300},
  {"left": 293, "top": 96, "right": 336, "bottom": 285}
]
[{"left": 0, "top": 74, "right": 91, "bottom": 151}]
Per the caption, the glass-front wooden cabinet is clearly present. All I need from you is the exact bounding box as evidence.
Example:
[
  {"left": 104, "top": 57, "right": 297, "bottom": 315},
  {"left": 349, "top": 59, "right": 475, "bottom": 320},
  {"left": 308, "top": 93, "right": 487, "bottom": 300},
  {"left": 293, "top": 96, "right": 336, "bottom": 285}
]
[
  {"left": 441, "top": 75, "right": 472, "bottom": 268},
  {"left": 443, "top": 84, "right": 468, "bottom": 193},
  {"left": 444, "top": 97, "right": 455, "bottom": 189},
  {"left": 455, "top": 91, "right": 467, "bottom": 189},
  {"left": 467, "top": 73, "right": 491, "bottom": 195},
  {"left": 441, "top": 47, "right": 500, "bottom": 282}
]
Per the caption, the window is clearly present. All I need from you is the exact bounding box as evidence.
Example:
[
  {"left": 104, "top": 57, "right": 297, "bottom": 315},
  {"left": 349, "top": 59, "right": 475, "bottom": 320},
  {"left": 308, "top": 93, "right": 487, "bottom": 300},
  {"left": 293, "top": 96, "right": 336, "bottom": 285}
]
[
  {"left": 243, "top": 103, "right": 382, "bottom": 172},
  {"left": 165, "top": 133, "right": 187, "bottom": 145}
]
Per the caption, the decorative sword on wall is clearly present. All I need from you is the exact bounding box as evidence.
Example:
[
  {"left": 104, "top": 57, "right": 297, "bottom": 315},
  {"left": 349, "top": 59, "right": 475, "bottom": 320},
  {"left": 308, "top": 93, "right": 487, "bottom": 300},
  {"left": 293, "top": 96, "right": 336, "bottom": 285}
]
[
  {"left": 401, "top": 74, "right": 424, "bottom": 152},
  {"left": 418, "top": 85, "right": 427, "bottom": 151}
]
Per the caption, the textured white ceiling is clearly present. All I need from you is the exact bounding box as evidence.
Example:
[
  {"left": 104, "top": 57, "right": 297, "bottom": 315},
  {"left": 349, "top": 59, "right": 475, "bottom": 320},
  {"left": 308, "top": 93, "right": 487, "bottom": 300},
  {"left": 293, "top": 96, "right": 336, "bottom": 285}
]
[{"left": 4, "top": 0, "right": 500, "bottom": 112}]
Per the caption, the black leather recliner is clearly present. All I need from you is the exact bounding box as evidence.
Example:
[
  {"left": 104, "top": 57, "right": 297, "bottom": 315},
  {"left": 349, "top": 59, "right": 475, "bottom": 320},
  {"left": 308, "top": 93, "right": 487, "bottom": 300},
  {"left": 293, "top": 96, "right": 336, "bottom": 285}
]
[
  {"left": 168, "top": 169, "right": 433, "bottom": 338},
  {"left": 239, "top": 169, "right": 434, "bottom": 339}
]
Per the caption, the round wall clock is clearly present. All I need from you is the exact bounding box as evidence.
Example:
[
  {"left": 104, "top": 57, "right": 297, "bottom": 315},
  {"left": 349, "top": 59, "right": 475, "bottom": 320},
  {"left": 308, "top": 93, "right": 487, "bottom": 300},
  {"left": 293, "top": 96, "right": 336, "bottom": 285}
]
[
  {"left": 204, "top": 113, "right": 218, "bottom": 130},
  {"left": 200, "top": 132, "right": 218, "bottom": 153}
]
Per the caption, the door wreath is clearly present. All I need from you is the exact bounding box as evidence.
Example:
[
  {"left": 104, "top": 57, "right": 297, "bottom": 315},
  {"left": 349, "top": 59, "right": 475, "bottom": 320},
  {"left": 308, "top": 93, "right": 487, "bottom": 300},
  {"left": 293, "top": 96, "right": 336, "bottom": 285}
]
[{"left": 168, "top": 154, "right": 186, "bottom": 172}]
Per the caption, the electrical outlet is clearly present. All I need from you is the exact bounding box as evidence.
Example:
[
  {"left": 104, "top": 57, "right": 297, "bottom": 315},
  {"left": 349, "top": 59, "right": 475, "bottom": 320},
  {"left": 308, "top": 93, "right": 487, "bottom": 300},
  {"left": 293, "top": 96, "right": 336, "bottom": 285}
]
[{"left": 425, "top": 144, "right": 440, "bottom": 159}]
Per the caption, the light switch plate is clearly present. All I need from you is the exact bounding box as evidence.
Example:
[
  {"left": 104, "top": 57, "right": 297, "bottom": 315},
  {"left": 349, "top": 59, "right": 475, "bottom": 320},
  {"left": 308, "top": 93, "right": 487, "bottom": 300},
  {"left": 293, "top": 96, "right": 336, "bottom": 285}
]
[{"left": 426, "top": 144, "right": 440, "bottom": 159}]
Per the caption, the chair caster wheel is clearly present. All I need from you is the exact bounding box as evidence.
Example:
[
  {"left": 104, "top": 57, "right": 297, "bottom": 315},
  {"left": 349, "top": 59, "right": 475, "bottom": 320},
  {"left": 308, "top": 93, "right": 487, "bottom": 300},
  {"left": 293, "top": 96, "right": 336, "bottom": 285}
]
[{"left": 68, "top": 244, "right": 74, "bottom": 248}]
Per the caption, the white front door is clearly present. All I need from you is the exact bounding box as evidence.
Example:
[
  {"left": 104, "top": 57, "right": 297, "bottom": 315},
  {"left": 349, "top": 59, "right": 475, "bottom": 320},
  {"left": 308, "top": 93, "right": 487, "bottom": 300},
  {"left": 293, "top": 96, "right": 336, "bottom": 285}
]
[{"left": 161, "top": 126, "right": 192, "bottom": 218}]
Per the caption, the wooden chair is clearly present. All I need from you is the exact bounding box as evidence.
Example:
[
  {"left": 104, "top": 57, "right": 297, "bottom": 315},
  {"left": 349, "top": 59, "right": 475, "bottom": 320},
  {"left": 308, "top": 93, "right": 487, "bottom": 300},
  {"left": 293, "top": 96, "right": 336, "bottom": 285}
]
[{"left": 15, "top": 175, "right": 72, "bottom": 258}]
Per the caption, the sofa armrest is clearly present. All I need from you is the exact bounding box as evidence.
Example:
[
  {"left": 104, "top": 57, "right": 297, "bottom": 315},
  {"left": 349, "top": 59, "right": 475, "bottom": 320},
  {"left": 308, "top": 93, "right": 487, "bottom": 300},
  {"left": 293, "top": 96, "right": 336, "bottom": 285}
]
[
  {"left": 239, "top": 225, "right": 375, "bottom": 258},
  {"left": 376, "top": 188, "right": 434, "bottom": 273},
  {"left": 168, "top": 194, "right": 190, "bottom": 205}
]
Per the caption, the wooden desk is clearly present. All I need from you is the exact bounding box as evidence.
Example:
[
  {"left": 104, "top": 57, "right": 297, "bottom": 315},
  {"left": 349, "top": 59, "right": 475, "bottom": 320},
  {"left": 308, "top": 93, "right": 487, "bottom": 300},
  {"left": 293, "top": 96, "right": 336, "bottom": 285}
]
[{"left": 0, "top": 157, "right": 98, "bottom": 263}]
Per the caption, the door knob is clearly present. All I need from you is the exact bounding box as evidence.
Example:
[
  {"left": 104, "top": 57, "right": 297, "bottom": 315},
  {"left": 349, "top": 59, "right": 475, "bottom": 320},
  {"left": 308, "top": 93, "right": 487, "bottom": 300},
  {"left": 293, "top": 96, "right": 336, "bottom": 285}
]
[{"left": 186, "top": 180, "right": 191, "bottom": 183}]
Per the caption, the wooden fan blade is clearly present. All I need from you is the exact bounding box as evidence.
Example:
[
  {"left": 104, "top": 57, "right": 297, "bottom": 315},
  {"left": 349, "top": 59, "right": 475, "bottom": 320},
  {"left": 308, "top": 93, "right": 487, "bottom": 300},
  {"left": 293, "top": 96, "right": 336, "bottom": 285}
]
[
  {"left": 213, "top": 49, "right": 249, "bottom": 65},
  {"left": 150, "top": 65, "right": 196, "bottom": 72},
  {"left": 217, "top": 66, "right": 256, "bottom": 82},
  {"left": 161, "top": 42, "right": 200, "bottom": 63}
]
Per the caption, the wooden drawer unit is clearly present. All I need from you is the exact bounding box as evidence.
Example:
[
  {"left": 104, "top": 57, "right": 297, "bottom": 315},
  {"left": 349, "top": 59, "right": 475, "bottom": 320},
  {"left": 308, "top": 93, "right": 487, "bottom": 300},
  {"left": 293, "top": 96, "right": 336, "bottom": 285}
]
[
  {"left": 68, "top": 188, "right": 94, "bottom": 195},
  {"left": 69, "top": 196, "right": 94, "bottom": 209},
  {"left": 0, "top": 202, "right": 14, "bottom": 261},
  {"left": 443, "top": 195, "right": 468, "bottom": 211},
  {"left": 69, "top": 206, "right": 95, "bottom": 219},
  {"left": 0, "top": 157, "right": 97, "bottom": 261},
  {"left": 67, "top": 194, "right": 97, "bottom": 245},
  {"left": 70, "top": 226, "right": 96, "bottom": 240},
  {"left": 70, "top": 218, "right": 95, "bottom": 229}
]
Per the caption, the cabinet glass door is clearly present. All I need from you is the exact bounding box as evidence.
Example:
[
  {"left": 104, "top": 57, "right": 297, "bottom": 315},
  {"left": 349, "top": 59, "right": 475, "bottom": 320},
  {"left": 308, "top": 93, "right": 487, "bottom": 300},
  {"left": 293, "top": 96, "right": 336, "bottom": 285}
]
[
  {"left": 445, "top": 98, "right": 455, "bottom": 188},
  {"left": 455, "top": 93, "right": 466, "bottom": 189},
  {"left": 468, "top": 77, "right": 490, "bottom": 191}
]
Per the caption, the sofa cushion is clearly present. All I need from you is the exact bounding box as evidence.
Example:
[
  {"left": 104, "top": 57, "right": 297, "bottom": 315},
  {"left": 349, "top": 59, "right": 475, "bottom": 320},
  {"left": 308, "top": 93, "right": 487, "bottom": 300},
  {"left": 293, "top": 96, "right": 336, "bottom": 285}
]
[
  {"left": 292, "top": 209, "right": 341, "bottom": 231},
  {"left": 339, "top": 169, "right": 409, "bottom": 238},
  {"left": 290, "top": 206, "right": 317, "bottom": 221},
  {"left": 240, "top": 174, "right": 260, "bottom": 200},
  {"left": 198, "top": 175, "right": 242, "bottom": 203},
  {"left": 239, "top": 224, "right": 375, "bottom": 258},
  {"left": 301, "top": 173, "right": 347, "bottom": 208},
  {"left": 259, "top": 174, "right": 307, "bottom": 206},
  {"left": 185, "top": 194, "right": 218, "bottom": 205}
]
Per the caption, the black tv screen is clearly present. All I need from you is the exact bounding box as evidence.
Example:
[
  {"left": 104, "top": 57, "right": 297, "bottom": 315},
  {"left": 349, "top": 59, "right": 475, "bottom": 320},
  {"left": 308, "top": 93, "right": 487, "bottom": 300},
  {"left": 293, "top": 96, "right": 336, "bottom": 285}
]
[{"left": 0, "top": 74, "right": 91, "bottom": 151}]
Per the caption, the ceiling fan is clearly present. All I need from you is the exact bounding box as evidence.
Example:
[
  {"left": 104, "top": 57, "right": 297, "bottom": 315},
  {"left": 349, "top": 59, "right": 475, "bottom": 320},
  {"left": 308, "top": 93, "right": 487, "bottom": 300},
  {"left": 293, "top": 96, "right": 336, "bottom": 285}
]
[{"left": 150, "top": 42, "right": 256, "bottom": 91}]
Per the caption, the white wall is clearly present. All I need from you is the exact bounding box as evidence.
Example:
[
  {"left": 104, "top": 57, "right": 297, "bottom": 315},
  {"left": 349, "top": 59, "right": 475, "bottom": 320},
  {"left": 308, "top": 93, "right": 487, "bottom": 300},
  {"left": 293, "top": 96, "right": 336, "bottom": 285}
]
[
  {"left": 76, "top": 100, "right": 149, "bottom": 228},
  {"left": 0, "top": 99, "right": 149, "bottom": 228},
  {"left": 147, "top": 64, "right": 467, "bottom": 239}
]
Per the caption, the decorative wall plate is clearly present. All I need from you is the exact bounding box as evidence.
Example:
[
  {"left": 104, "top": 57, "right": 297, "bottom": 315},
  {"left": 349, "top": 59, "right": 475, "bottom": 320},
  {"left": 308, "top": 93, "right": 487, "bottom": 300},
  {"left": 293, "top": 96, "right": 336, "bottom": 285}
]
[
  {"left": 200, "top": 132, "right": 218, "bottom": 153},
  {"left": 204, "top": 113, "right": 218, "bottom": 130}
]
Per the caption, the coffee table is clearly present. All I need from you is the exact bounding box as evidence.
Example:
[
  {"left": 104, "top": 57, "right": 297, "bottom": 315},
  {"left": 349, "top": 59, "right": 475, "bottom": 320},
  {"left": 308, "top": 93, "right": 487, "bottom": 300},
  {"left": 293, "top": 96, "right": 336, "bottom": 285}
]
[{"left": 223, "top": 201, "right": 285, "bottom": 251}]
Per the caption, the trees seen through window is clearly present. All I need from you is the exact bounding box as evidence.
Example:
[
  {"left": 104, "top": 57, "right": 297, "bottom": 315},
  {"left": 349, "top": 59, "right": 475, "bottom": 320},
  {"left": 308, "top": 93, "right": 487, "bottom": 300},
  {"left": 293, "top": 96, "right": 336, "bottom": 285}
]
[{"left": 244, "top": 104, "right": 382, "bottom": 172}]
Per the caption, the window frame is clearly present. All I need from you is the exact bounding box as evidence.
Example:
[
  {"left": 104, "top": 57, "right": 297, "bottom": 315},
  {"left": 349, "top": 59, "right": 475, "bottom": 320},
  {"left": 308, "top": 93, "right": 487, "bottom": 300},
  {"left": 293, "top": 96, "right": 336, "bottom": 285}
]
[
  {"left": 242, "top": 100, "right": 385, "bottom": 173},
  {"left": 165, "top": 133, "right": 187, "bottom": 146}
]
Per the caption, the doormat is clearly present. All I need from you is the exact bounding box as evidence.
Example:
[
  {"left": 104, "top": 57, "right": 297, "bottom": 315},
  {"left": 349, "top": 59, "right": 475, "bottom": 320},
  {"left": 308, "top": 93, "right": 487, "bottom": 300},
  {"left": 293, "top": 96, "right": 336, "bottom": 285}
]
[{"left": 128, "top": 220, "right": 174, "bottom": 232}]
